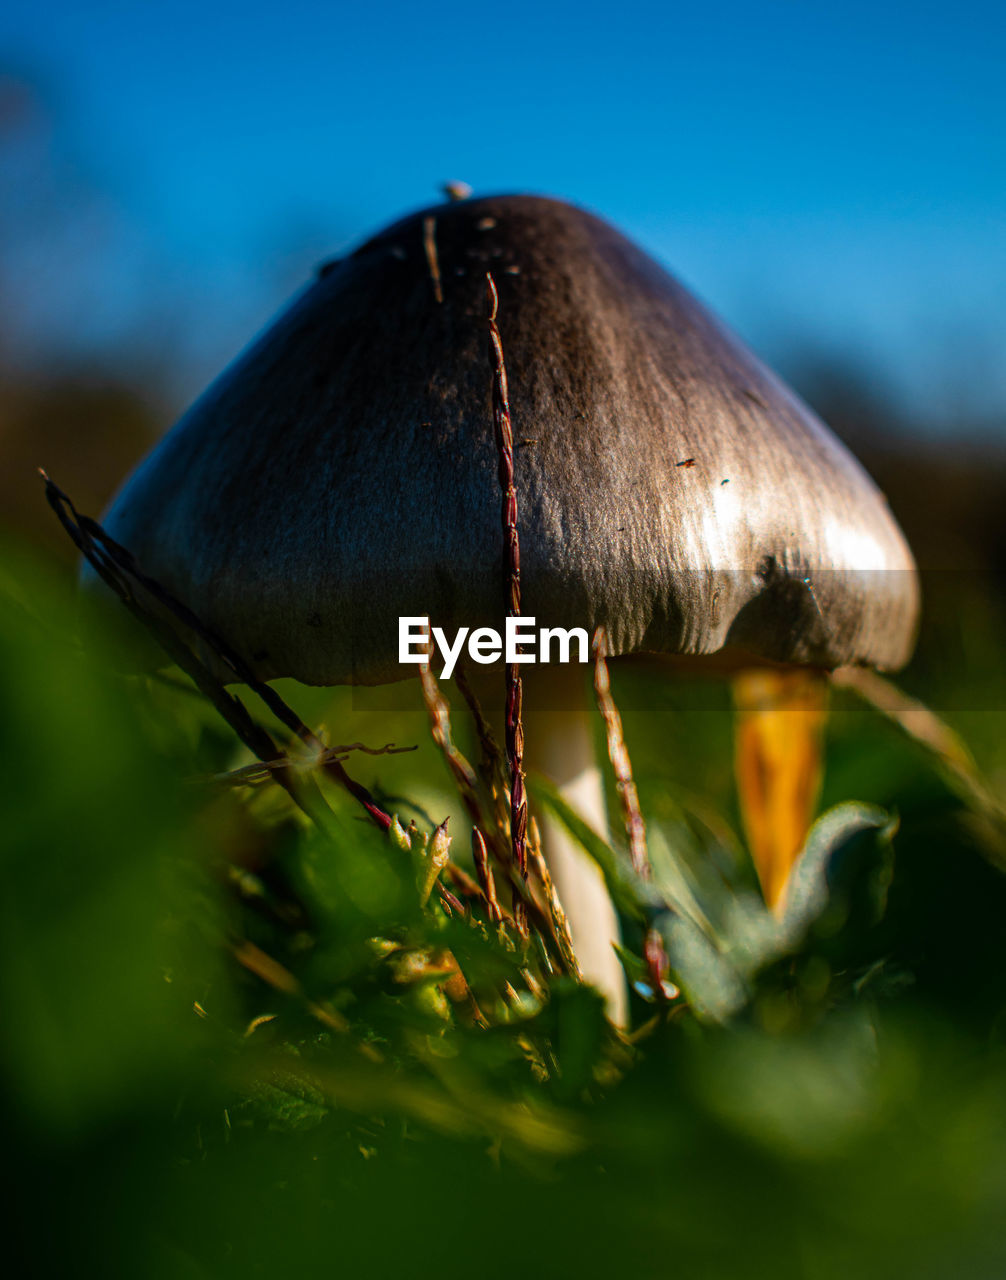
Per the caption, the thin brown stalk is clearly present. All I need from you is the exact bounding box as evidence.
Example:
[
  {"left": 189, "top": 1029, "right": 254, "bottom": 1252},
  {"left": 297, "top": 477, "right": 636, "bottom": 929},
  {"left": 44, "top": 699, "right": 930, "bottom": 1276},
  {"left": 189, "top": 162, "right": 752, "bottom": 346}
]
[
  {"left": 42, "top": 472, "right": 393, "bottom": 831},
  {"left": 831, "top": 665, "right": 1006, "bottom": 834},
  {"left": 454, "top": 660, "right": 509, "bottom": 801},
  {"left": 486, "top": 273, "right": 529, "bottom": 933},
  {"left": 443, "top": 858, "right": 512, "bottom": 930},
  {"left": 831, "top": 665, "right": 983, "bottom": 778},
  {"left": 455, "top": 664, "right": 513, "bottom": 865},
  {"left": 420, "top": 652, "right": 564, "bottom": 956},
  {"left": 232, "top": 938, "right": 363, "bottom": 1038},
  {"left": 419, "top": 649, "right": 515, "bottom": 885},
  {"left": 527, "top": 816, "right": 581, "bottom": 979},
  {"left": 592, "top": 626, "right": 651, "bottom": 878},
  {"left": 216, "top": 741, "right": 415, "bottom": 787},
  {"left": 642, "top": 926, "right": 677, "bottom": 1006},
  {"left": 43, "top": 473, "right": 311, "bottom": 811},
  {"left": 472, "top": 826, "right": 503, "bottom": 926}
]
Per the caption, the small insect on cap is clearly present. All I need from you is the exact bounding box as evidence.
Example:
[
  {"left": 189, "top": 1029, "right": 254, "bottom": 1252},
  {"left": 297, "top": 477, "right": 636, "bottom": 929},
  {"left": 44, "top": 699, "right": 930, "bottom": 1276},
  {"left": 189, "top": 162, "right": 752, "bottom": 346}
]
[{"left": 94, "top": 194, "right": 919, "bottom": 685}]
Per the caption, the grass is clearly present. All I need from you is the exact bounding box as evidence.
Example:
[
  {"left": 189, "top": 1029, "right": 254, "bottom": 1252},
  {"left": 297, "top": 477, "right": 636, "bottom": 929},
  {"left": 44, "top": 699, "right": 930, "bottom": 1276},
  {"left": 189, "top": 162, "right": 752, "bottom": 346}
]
[{"left": 3, "top": 538, "right": 1006, "bottom": 1280}]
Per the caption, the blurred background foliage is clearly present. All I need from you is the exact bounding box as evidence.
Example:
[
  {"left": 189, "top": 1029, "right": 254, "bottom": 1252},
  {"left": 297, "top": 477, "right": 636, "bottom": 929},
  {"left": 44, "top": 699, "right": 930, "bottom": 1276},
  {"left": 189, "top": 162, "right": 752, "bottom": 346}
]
[{"left": 2, "top": 8, "right": 1006, "bottom": 1275}]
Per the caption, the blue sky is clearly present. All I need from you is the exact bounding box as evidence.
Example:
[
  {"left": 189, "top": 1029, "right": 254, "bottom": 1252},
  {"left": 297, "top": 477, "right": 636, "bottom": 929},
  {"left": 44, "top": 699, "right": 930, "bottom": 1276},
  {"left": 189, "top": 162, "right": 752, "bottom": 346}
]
[{"left": 3, "top": 0, "right": 1005, "bottom": 428}]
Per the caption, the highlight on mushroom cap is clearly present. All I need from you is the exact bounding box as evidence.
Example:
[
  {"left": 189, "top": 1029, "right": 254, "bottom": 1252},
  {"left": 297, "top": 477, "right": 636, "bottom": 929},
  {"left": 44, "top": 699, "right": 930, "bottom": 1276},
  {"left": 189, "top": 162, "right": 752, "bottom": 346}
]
[{"left": 91, "top": 193, "right": 920, "bottom": 687}]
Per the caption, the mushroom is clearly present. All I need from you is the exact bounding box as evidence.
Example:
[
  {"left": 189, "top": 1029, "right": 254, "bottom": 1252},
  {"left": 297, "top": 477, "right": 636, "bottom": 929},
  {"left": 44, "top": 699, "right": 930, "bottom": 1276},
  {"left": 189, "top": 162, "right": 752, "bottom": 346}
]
[{"left": 92, "top": 193, "right": 919, "bottom": 1019}]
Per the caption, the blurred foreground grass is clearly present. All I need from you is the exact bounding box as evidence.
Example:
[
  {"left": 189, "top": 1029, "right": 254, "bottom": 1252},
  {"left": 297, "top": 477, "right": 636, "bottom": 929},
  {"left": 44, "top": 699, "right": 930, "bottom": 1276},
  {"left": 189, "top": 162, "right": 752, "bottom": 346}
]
[{"left": 4, "top": 544, "right": 1006, "bottom": 1280}]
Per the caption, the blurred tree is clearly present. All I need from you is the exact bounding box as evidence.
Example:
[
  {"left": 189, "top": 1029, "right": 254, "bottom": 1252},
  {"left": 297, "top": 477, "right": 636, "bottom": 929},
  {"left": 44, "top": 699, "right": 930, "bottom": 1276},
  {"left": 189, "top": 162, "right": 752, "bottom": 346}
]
[
  {"left": 0, "top": 71, "right": 169, "bottom": 565},
  {"left": 792, "top": 350, "right": 1006, "bottom": 583},
  {"left": 793, "top": 351, "right": 1006, "bottom": 783},
  {"left": 0, "top": 373, "right": 162, "bottom": 565}
]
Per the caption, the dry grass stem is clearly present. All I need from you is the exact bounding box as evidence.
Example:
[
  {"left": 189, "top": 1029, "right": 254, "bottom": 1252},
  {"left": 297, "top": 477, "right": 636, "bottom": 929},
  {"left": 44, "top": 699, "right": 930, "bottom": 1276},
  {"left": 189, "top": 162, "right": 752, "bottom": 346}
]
[
  {"left": 454, "top": 660, "right": 509, "bottom": 804},
  {"left": 42, "top": 472, "right": 394, "bottom": 831},
  {"left": 592, "top": 626, "right": 651, "bottom": 877},
  {"left": 642, "top": 927, "right": 678, "bottom": 1005},
  {"left": 231, "top": 939, "right": 365, "bottom": 1041},
  {"left": 527, "top": 816, "right": 582, "bottom": 979},
  {"left": 831, "top": 665, "right": 1006, "bottom": 838},
  {"left": 472, "top": 826, "right": 503, "bottom": 926},
  {"left": 486, "top": 273, "right": 529, "bottom": 933},
  {"left": 419, "top": 651, "right": 567, "bottom": 960},
  {"left": 832, "top": 665, "right": 985, "bottom": 779},
  {"left": 419, "top": 652, "right": 486, "bottom": 822},
  {"left": 216, "top": 740, "right": 415, "bottom": 786}
]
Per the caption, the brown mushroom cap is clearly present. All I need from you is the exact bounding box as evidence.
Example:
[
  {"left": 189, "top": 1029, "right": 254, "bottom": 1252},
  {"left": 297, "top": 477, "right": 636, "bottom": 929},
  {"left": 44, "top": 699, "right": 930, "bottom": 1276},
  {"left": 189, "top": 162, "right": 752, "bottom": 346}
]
[{"left": 96, "top": 194, "right": 919, "bottom": 684}]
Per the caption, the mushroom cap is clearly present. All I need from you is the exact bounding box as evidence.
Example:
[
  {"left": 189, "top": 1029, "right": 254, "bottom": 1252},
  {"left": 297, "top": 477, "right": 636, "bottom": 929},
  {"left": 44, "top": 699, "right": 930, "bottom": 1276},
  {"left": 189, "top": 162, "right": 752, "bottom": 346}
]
[{"left": 96, "top": 194, "right": 919, "bottom": 685}]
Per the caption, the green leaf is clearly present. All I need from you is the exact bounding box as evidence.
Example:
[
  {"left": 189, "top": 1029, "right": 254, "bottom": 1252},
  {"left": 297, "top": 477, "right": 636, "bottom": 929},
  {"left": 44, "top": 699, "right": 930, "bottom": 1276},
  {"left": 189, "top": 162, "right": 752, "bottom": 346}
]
[
  {"left": 0, "top": 552, "right": 232, "bottom": 1134},
  {"left": 779, "top": 802, "right": 897, "bottom": 947},
  {"left": 657, "top": 909, "right": 749, "bottom": 1022},
  {"left": 718, "top": 801, "right": 897, "bottom": 977}
]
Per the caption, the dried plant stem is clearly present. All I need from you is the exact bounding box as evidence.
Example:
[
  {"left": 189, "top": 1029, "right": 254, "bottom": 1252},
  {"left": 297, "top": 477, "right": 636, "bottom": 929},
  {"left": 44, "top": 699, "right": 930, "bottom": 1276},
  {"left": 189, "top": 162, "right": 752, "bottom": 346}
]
[
  {"left": 419, "top": 652, "right": 512, "bottom": 879},
  {"left": 592, "top": 627, "right": 651, "bottom": 878},
  {"left": 420, "top": 654, "right": 492, "bottom": 837},
  {"left": 444, "top": 858, "right": 499, "bottom": 910},
  {"left": 229, "top": 938, "right": 394, "bottom": 1058},
  {"left": 455, "top": 664, "right": 512, "bottom": 865},
  {"left": 216, "top": 741, "right": 415, "bottom": 787},
  {"left": 43, "top": 474, "right": 310, "bottom": 809},
  {"left": 642, "top": 926, "right": 676, "bottom": 1007},
  {"left": 487, "top": 273, "right": 529, "bottom": 934},
  {"left": 420, "top": 654, "right": 568, "bottom": 958},
  {"left": 527, "top": 817, "right": 581, "bottom": 979},
  {"left": 831, "top": 666, "right": 1006, "bottom": 828},
  {"left": 472, "top": 827, "right": 503, "bottom": 926},
  {"left": 42, "top": 473, "right": 392, "bottom": 831},
  {"left": 454, "top": 661, "right": 509, "bottom": 798},
  {"left": 832, "top": 666, "right": 980, "bottom": 777}
]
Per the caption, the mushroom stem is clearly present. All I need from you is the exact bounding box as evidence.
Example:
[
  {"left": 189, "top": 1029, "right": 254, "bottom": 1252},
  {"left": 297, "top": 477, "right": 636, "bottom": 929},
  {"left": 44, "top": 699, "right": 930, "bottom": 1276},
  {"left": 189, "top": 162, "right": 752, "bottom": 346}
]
[
  {"left": 522, "top": 670, "right": 628, "bottom": 1023},
  {"left": 732, "top": 668, "right": 829, "bottom": 912}
]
